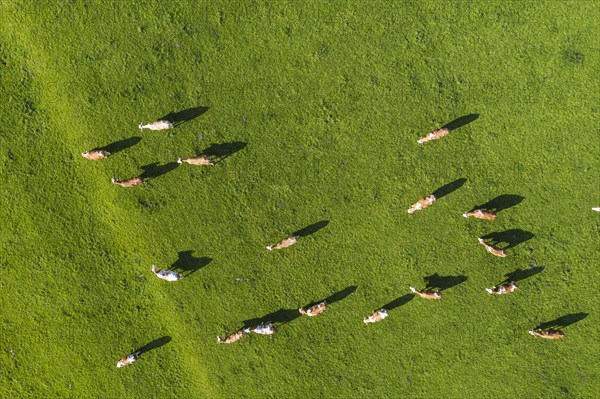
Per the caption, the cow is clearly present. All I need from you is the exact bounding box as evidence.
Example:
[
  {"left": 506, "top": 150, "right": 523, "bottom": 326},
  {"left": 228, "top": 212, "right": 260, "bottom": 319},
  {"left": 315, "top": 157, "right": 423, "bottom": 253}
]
[
  {"left": 116, "top": 351, "right": 141, "bottom": 368},
  {"left": 409, "top": 286, "right": 442, "bottom": 300},
  {"left": 299, "top": 301, "right": 328, "bottom": 317},
  {"left": 407, "top": 195, "right": 436, "bottom": 214},
  {"left": 217, "top": 329, "right": 246, "bottom": 344},
  {"left": 139, "top": 120, "right": 174, "bottom": 131},
  {"left": 177, "top": 156, "right": 214, "bottom": 166},
  {"left": 363, "top": 309, "right": 389, "bottom": 324},
  {"left": 529, "top": 329, "right": 564, "bottom": 340},
  {"left": 463, "top": 209, "right": 497, "bottom": 220},
  {"left": 111, "top": 176, "right": 144, "bottom": 187},
  {"left": 243, "top": 324, "right": 277, "bottom": 335},
  {"left": 82, "top": 149, "right": 110, "bottom": 160},
  {"left": 417, "top": 128, "right": 450, "bottom": 144},
  {"left": 478, "top": 238, "right": 507, "bottom": 258},
  {"left": 485, "top": 281, "right": 518, "bottom": 295},
  {"left": 151, "top": 265, "right": 182, "bottom": 282},
  {"left": 266, "top": 236, "right": 299, "bottom": 251}
]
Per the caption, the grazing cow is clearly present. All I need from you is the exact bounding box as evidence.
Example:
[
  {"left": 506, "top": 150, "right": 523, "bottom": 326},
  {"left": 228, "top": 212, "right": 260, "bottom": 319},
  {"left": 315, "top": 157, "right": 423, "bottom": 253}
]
[
  {"left": 266, "top": 236, "right": 299, "bottom": 251},
  {"left": 111, "top": 176, "right": 144, "bottom": 187},
  {"left": 407, "top": 195, "right": 436, "bottom": 214},
  {"left": 139, "top": 120, "right": 174, "bottom": 131},
  {"left": 409, "top": 286, "right": 442, "bottom": 300},
  {"left": 417, "top": 128, "right": 450, "bottom": 144},
  {"left": 151, "top": 265, "right": 182, "bottom": 282},
  {"left": 363, "top": 309, "right": 389, "bottom": 324},
  {"left": 116, "top": 351, "right": 140, "bottom": 368},
  {"left": 82, "top": 149, "right": 110, "bottom": 160},
  {"left": 485, "top": 282, "right": 518, "bottom": 295},
  {"left": 593, "top": 207, "right": 600, "bottom": 212},
  {"left": 299, "top": 301, "right": 328, "bottom": 317},
  {"left": 217, "top": 329, "right": 246, "bottom": 344},
  {"left": 529, "top": 329, "right": 564, "bottom": 340},
  {"left": 463, "top": 209, "right": 497, "bottom": 220},
  {"left": 478, "top": 238, "right": 507, "bottom": 258},
  {"left": 243, "top": 324, "right": 277, "bottom": 335},
  {"left": 177, "top": 156, "right": 214, "bottom": 166}
]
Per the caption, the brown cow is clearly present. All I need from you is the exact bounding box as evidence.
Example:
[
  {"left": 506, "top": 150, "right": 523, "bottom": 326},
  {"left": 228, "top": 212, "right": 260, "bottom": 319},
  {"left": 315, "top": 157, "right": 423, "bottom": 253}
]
[
  {"left": 111, "top": 176, "right": 144, "bottom": 188},
  {"left": 478, "top": 238, "right": 507, "bottom": 258},
  {"left": 266, "top": 236, "right": 299, "bottom": 251},
  {"left": 116, "top": 351, "right": 140, "bottom": 368},
  {"left": 177, "top": 156, "right": 214, "bottom": 166},
  {"left": 363, "top": 309, "right": 389, "bottom": 324},
  {"left": 485, "top": 282, "right": 517, "bottom": 295},
  {"left": 463, "top": 209, "right": 497, "bottom": 220},
  {"left": 217, "top": 329, "right": 246, "bottom": 344},
  {"left": 407, "top": 195, "right": 436, "bottom": 214},
  {"left": 529, "top": 329, "right": 564, "bottom": 340},
  {"left": 409, "top": 286, "right": 442, "bottom": 300},
  {"left": 417, "top": 128, "right": 450, "bottom": 144},
  {"left": 299, "top": 301, "right": 328, "bottom": 317},
  {"left": 82, "top": 149, "right": 110, "bottom": 160}
]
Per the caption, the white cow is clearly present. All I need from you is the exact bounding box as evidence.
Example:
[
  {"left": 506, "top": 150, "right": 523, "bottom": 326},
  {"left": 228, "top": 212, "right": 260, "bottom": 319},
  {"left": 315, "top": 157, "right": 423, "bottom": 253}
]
[
  {"left": 139, "top": 120, "right": 174, "bottom": 131},
  {"left": 151, "top": 265, "right": 182, "bottom": 281}
]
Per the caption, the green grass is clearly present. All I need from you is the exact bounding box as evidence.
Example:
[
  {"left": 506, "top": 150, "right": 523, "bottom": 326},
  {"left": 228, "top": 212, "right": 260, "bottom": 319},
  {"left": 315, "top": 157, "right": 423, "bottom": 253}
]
[{"left": 1, "top": 1, "right": 599, "bottom": 397}]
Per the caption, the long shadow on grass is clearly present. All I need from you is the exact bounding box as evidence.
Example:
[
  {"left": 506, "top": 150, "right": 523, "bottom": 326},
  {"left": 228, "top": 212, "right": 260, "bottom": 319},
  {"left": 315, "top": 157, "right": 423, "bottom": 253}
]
[
  {"left": 480, "top": 229, "right": 534, "bottom": 250},
  {"left": 423, "top": 273, "right": 468, "bottom": 291},
  {"left": 97, "top": 136, "right": 141, "bottom": 155},
  {"left": 303, "top": 285, "right": 357, "bottom": 309},
  {"left": 441, "top": 114, "right": 479, "bottom": 131},
  {"left": 381, "top": 294, "right": 414, "bottom": 311},
  {"left": 243, "top": 308, "right": 301, "bottom": 327},
  {"left": 536, "top": 313, "right": 588, "bottom": 330},
  {"left": 141, "top": 162, "right": 180, "bottom": 180},
  {"left": 473, "top": 194, "right": 525, "bottom": 213},
  {"left": 200, "top": 142, "right": 247, "bottom": 165},
  {"left": 136, "top": 336, "right": 172, "bottom": 355},
  {"left": 170, "top": 251, "right": 212, "bottom": 277},
  {"left": 159, "top": 106, "right": 209, "bottom": 127},
  {"left": 432, "top": 178, "right": 467, "bottom": 200},
  {"left": 293, "top": 220, "right": 329, "bottom": 238},
  {"left": 502, "top": 266, "right": 544, "bottom": 284}
]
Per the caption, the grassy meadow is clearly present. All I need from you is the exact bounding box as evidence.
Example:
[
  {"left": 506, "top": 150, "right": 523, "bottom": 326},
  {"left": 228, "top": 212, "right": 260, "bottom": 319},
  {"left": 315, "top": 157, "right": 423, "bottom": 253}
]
[{"left": 1, "top": 1, "right": 599, "bottom": 398}]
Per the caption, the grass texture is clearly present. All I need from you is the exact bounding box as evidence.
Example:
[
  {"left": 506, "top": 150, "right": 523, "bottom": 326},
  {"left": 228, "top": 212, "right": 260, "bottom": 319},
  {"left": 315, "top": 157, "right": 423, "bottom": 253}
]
[{"left": 0, "top": 1, "right": 598, "bottom": 398}]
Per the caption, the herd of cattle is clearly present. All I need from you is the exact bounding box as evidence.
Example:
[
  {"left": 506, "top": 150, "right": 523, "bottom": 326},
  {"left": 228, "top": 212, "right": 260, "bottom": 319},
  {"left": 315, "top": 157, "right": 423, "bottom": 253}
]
[{"left": 81, "top": 119, "right": 594, "bottom": 368}]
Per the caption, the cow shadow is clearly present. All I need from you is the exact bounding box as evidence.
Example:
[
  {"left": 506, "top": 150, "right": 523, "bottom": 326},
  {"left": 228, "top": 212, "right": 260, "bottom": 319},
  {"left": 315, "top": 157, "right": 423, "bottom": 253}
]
[
  {"left": 502, "top": 266, "right": 544, "bottom": 284},
  {"left": 135, "top": 336, "right": 172, "bottom": 355},
  {"left": 536, "top": 313, "right": 588, "bottom": 330},
  {"left": 97, "top": 136, "right": 141, "bottom": 155},
  {"left": 170, "top": 251, "right": 212, "bottom": 277},
  {"left": 441, "top": 114, "right": 479, "bottom": 131},
  {"left": 381, "top": 294, "right": 414, "bottom": 311},
  {"left": 201, "top": 142, "right": 247, "bottom": 164},
  {"left": 293, "top": 220, "right": 330, "bottom": 238},
  {"left": 423, "top": 273, "right": 468, "bottom": 291},
  {"left": 480, "top": 229, "right": 534, "bottom": 250},
  {"left": 243, "top": 308, "right": 301, "bottom": 327},
  {"left": 474, "top": 194, "right": 525, "bottom": 213},
  {"left": 304, "top": 285, "right": 357, "bottom": 308},
  {"left": 159, "top": 106, "right": 209, "bottom": 127},
  {"left": 432, "top": 178, "right": 467, "bottom": 200},
  {"left": 141, "top": 162, "right": 180, "bottom": 180}
]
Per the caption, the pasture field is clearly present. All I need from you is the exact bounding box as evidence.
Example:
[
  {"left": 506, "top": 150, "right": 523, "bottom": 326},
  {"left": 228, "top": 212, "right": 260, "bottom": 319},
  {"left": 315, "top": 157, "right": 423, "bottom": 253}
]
[{"left": 1, "top": 1, "right": 598, "bottom": 398}]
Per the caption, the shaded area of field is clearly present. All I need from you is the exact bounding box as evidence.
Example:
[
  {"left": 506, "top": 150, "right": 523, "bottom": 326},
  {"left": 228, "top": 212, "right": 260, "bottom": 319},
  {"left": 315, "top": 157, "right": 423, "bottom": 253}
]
[
  {"left": 535, "top": 313, "right": 589, "bottom": 331},
  {"left": 159, "top": 106, "right": 209, "bottom": 127}
]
